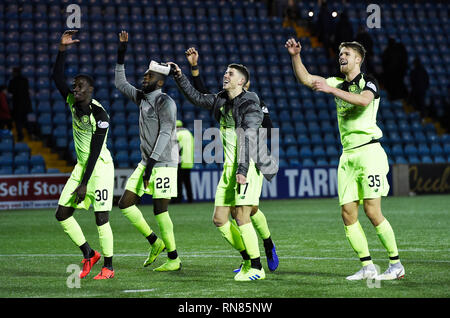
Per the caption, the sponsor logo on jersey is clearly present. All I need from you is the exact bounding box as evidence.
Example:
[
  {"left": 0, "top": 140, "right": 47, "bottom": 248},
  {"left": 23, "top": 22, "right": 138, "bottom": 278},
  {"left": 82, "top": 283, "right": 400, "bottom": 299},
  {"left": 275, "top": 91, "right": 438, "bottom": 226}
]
[
  {"left": 97, "top": 120, "right": 109, "bottom": 129},
  {"left": 366, "top": 81, "right": 377, "bottom": 92}
]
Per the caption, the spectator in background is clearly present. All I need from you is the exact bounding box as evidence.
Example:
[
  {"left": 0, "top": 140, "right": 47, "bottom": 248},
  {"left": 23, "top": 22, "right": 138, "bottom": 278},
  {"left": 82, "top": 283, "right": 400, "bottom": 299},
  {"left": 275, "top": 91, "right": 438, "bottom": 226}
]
[
  {"left": 316, "top": 1, "right": 334, "bottom": 57},
  {"left": 265, "top": 0, "right": 277, "bottom": 17},
  {"left": 7, "top": 67, "right": 33, "bottom": 141},
  {"left": 355, "top": 25, "right": 375, "bottom": 76},
  {"left": 381, "top": 38, "right": 408, "bottom": 100},
  {"left": 442, "top": 85, "right": 450, "bottom": 133},
  {"left": 333, "top": 11, "right": 354, "bottom": 54},
  {"left": 408, "top": 57, "right": 429, "bottom": 117},
  {"left": 283, "top": 0, "right": 300, "bottom": 28},
  {"left": 0, "top": 85, "right": 12, "bottom": 130},
  {"left": 174, "top": 120, "right": 194, "bottom": 204}
]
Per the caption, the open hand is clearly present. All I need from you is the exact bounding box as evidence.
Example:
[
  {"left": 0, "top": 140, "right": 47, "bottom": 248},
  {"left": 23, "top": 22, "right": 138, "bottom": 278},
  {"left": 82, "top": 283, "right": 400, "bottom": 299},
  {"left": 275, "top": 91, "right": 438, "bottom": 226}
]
[
  {"left": 60, "top": 30, "right": 80, "bottom": 50},
  {"left": 119, "top": 30, "right": 128, "bottom": 42},
  {"left": 71, "top": 184, "right": 87, "bottom": 204},
  {"left": 285, "top": 38, "right": 302, "bottom": 56}
]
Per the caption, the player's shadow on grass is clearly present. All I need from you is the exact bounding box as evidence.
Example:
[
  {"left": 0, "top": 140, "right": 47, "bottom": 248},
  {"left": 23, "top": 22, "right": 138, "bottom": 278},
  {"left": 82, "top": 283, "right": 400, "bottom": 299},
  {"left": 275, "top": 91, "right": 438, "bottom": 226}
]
[{"left": 11, "top": 268, "right": 61, "bottom": 277}]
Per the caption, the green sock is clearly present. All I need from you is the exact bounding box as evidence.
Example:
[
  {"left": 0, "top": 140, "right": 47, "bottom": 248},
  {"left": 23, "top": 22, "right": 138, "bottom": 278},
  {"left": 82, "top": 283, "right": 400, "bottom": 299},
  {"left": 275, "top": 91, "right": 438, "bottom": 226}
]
[
  {"left": 238, "top": 223, "right": 260, "bottom": 259},
  {"left": 251, "top": 209, "right": 271, "bottom": 240},
  {"left": 121, "top": 205, "right": 152, "bottom": 237},
  {"left": 375, "top": 218, "right": 400, "bottom": 264},
  {"left": 59, "top": 216, "right": 86, "bottom": 247},
  {"left": 97, "top": 222, "right": 114, "bottom": 258},
  {"left": 344, "top": 221, "right": 373, "bottom": 266},
  {"left": 218, "top": 220, "right": 246, "bottom": 252},
  {"left": 155, "top": 211, "right": 176, "bottom": 252}
]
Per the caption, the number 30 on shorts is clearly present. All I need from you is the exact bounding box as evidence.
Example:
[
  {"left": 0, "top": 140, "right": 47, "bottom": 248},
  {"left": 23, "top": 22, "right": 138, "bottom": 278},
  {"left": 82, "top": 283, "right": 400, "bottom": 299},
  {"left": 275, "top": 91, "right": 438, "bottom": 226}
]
[{"left": 95, "top": 189, "right": 108, "bottom": 201}]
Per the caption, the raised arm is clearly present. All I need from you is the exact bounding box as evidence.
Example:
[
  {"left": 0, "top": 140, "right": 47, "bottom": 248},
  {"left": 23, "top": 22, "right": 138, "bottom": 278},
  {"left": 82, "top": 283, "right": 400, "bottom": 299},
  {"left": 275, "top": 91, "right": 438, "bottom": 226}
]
[
  {"left": 52, "top": 30, "right": 80, "bottom": 100},
  {"left": 285, "top": 38, "right": 325, "bottom": 89},
  {"left": 114, "top": 30, "right": 139, "bottom": 104},
  {"left": 168, "top": 62, "right": 216, "bottom": 110},
  {"left": 185, "top": 47, "right": 210, "bottom": 94}
]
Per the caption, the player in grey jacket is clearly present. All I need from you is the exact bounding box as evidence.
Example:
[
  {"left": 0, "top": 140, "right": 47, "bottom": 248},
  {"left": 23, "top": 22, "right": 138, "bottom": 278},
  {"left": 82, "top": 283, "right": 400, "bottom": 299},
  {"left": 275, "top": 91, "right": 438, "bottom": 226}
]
[
  {"left": 168, "top": 61, "right": 278, "bottom": 281},
  {"left": 114, "top": 31, "right": 181, "bottom": 272},
  {"left": 170, "top": 65, "right": 278, "bottom": 181}
]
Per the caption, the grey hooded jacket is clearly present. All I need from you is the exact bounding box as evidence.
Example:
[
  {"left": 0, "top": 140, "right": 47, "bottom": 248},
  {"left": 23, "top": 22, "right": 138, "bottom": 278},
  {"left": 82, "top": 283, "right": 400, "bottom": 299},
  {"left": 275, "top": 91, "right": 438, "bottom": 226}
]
[
  {"left": 174, "top": 73, "right": 278, "bottom": 181},
  {"left": 115, "top": 64, "right": 178, "bottom": 168}
]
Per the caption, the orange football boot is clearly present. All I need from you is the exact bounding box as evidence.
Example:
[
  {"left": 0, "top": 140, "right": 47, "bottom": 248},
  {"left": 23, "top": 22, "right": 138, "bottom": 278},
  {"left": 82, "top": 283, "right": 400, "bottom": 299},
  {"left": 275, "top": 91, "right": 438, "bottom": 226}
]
[
  {"left": 93, "top": 267, "right": 115, "bottom": 280},
  {"left": 79, "top": 250, "right": 101, "bottom": 279}
]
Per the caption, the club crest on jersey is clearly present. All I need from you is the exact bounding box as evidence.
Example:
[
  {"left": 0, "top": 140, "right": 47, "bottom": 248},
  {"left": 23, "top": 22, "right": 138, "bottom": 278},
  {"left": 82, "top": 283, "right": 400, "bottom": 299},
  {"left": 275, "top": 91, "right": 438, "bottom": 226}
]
[
  {"left": 73, "top": 114, "right": 92, "bottom": 131},
  {"left": 349, "top": 84, "right": 360, "bottom": 93}
]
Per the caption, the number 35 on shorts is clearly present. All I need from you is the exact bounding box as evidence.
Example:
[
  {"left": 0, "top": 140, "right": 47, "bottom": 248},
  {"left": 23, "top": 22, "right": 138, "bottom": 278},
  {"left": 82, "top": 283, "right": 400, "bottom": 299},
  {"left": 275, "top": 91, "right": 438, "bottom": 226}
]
[{"left": 367, "top": 174, "right": 381, "bottom": 188}]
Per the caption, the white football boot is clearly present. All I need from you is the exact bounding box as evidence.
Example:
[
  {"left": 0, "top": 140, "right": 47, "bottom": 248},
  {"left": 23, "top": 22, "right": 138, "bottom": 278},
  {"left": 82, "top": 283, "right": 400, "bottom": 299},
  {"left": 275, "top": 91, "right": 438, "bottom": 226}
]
[
  {"left": 346, "top": 263, "right": 378, "bottom": 281},
  {"left": 376, "top": 262, "right": 405, "bottom": 280}
]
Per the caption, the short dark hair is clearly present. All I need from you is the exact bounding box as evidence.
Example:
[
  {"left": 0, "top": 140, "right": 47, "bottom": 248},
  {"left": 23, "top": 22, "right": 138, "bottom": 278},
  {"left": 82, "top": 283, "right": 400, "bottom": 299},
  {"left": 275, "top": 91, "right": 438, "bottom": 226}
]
[
  {"left": 338, "top": 41, "right": 366, "bottom": 64},
  {"left": 228, "top": 63, "right": 250, "bottom": 86},
  {"left": 74, "top": 74, "right": 95, "bottom": 88}
]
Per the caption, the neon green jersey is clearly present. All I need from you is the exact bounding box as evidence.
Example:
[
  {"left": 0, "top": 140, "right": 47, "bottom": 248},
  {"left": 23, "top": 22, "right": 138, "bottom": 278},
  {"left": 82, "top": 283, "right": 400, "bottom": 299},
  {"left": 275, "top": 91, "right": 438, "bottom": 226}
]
[
  {"left": 326, "top": 73, "right": 382, "bottom": 150},
  {"left": 176, "top": 128, "right": 194, "bottom": 169},
  {"left": 219, "top": 106, "right": 237, "bottom": 166},
  {"left": 67, "top": 93, "right": 112, "bottom": 165}
]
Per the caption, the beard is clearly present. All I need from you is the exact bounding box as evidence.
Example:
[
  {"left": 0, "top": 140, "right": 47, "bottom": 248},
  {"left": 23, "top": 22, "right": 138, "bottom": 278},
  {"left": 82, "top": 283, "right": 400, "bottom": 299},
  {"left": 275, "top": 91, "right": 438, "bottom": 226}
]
[{"left": 142, "top": 82, "right": 158, "bottom": 93}]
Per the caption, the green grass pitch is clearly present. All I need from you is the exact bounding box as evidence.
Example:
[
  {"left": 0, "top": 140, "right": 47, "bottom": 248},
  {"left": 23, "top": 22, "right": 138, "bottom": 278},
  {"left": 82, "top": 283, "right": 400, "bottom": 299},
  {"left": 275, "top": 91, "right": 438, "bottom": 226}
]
[{"left": 0, "top": 195, "right": 449, "bottom": 298}]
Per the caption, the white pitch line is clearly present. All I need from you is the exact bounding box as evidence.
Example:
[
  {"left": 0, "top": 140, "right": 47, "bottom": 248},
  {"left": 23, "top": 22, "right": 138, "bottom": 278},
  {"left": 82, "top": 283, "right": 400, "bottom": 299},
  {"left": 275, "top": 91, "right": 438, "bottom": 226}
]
[
  {"left": 122, "top": 289, "right": 156, "bottom": 293},
  {"left": 0, "top": 253, "right": 449, "bottom": 263}
]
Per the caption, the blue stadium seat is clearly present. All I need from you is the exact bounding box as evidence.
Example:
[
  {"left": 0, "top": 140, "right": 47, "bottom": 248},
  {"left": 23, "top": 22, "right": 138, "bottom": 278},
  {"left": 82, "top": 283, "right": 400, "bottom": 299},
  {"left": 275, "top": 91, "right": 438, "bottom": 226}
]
[
  {"left": 312, "top": 146, "right": 326, "bottom": 158},
  {"left": 129, "top": 150, "right": 141, "bottom": 166},
  {"left": 434, "top": 156, "right": 446, "bottom": 163},
  {"left": 286, "top": 146, "right": 299, "bottom": 159},
  {"left": 404, "top": 144, "right": 418, "bottom": 156},
  {"left": 299, "top": 146, "right": 313, "bottom": 158},
  {"left": 0, "top": 139, "right": 14, "bottom": 153},
  {"left": 421, "top": 155, "right": 433, "bottom": 164},
  {"left": 0, "top": 153, "right": 13, "bottom": 168},
  {"left": 302, "top": 158, "right": 315, "bottom": 167},
  {"left": 430, "top": 143, "right": 443, "bottom": 156},
  {"left": 283, "top": 134, "right": 297, "bottom": 146},
  {"left": 30, "top": 155, "right": 45, "bottom": 167},
  {"left": 391, "top": 144, "right": 404, "bottom": 156},
  {"left": 394, "top": 156, "right": 408, "bottom": 164},
  {"left": 417, "top": 144, "right": 430, "bottom": 156},
  {"left": 297, "top": 134, "right": 310, "bottom": 146},
  {"left": 14, "top": 165, "right": 29, "bottom": 175},
  {"left": 112, "top": 125, "right": 127, "bottom": 138},
  {"left": 114, "top": 137, "right": 128, "bottom": 151},
  {"left": 115, "top": 151, "right": 130, "bottom": 168},
  {"left": 14, "top": 142, "right": 30, "bottom": 155},
  {"left": 316, "top": 158, "right": 329, "bottom": 166},
  {"left": 0, "top": 166, "right": 13, "bottom": 175}
]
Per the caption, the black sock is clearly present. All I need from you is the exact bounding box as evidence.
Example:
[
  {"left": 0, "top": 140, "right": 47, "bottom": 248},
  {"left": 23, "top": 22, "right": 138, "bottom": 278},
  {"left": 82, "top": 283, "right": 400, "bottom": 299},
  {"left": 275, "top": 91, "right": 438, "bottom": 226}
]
[
  {"left": 251, "top": 257, "right": 262, "bottom": 270},
  {"left": 146, "top": 232, "right": 158, "bottom": 245},
  {"left": 168, "top": 250, "right": 178, "bottom": 260},
  {"left": 79, "top": 242, "right": 94, "bottom": 259},
  {"left": 103, "top": 256, "right": 113, "bottom": 270},
  {"left": 263, "top": 237, "right": 274, "bottom": 251},
  {"left": 240, "top": 250, "right": 250, "bottom": 260}
]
